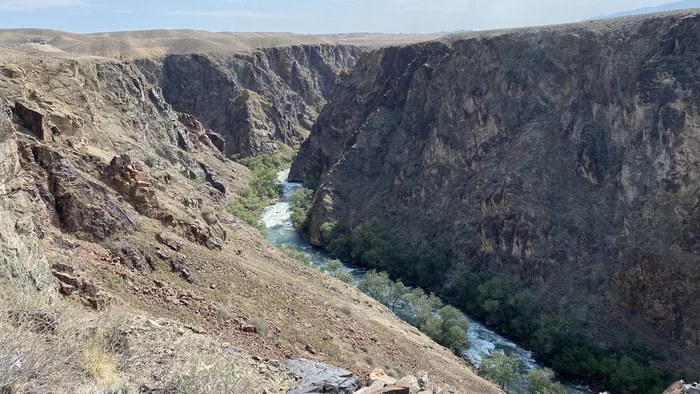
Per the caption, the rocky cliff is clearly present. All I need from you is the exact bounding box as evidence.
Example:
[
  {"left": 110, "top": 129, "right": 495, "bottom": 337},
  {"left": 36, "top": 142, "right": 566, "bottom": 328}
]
[
  {"left": 140, "top": 45, "right": 362, "bottom": 158},
  {"left": 292, "top": 10, "right": 700, "bottom": 374}
]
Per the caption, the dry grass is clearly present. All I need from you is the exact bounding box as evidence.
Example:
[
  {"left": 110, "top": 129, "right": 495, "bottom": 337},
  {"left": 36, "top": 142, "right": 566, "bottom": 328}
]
[
  {"left": 0, "top": 291, "right": 134, "bottom": 393},
  {"left": 0, "top": 288, "right": 264, "bottom": 394},
  {"left": 81, "top": 339, "right": 120, "bottom": 386},
  {"left": 159, "top": 353, "right": 251, "bottom": 394}
]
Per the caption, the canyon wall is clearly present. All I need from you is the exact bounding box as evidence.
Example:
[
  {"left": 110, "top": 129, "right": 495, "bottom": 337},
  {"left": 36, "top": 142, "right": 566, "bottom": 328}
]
[
  {"left": 292, "top": 11, "right": 700, "bottom": 369},
  {"left": 150, "top": 45, "right": 362, "bottom": 158}
]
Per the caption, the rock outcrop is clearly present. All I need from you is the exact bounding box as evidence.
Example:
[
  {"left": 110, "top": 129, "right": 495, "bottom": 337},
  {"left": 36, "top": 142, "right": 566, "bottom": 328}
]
[
  {"left": 155, "top": 45, "right": 363, "bottom": 157},
  {"left": 0, "top": 110, "right": 53, "bottom": 294},
  {"left": 293, "top": 10, "right": 700, "bottom": 372},
  {"left": 104, "top": 153, "right": 163, "bottom": 218}
]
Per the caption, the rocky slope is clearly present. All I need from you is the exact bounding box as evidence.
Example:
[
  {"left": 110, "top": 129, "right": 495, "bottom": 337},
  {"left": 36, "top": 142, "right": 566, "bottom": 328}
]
[
  {"left": 0, "top": 36, "right": 498, "bottom": 392},
  {"left": 292, "top": 9, "right": 700, "bottom": 376}
]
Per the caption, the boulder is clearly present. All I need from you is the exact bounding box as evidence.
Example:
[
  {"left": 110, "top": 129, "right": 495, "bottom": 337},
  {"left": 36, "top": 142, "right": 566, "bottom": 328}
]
[
  {"left": 104, "top": 154, "right": 161, "bottom": 217},
  {"left": 157, "top": 232, "right": 184, "bottom": 252},
  {"left": 368, "top": 369, "right": 397, "bottom": 387},
  {"left": 13, "top": 101, "right": 49, "bottom": 140},
  {"left": 415, "top": 372, "right": 428, "bottom": 390},
  {"left": 285, "top": 359, "right": 360, "bottom": 394},
  {"left": 395, "top": 376, "right": 420, "bottom": 394},
  {"left": 353, "top": 381, "right": 386, "bottom": 394},
  {"left": 368, "top": 387, "right": 409, "bottom": 394}
]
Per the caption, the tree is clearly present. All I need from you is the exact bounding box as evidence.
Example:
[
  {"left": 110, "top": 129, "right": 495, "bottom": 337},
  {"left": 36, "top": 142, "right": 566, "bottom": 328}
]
[
  {"left": 479, "top": 352, "right": 520, "bottom": 390},
  {"left": 387, "top": 281, "right": 409, "bottom": 312},
  {"left": 288, "top": 188, "right": 313, "bottom": 208},
  {"left": 421, "top": 306, "right": 470, "bottom": 354},
  {"left": 320, "top": 259, "right": 354, "bottom": 284},
  {"left": 358, "top": 270, "right": 391, "bottom": 304},
  {"left": 406, "top": 288, "right": 444, "bottom": 327},
  {"left": 527, "top": 368, "right": 567, "bottom": 394},
  {"left": 289, "top": 188, "right": 314, "bottom": 231}
]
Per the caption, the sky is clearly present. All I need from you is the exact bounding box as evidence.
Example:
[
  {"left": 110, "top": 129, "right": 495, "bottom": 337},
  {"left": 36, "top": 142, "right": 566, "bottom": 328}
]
[{"left": 0, "top": 0, "right": 694, "bottom": 34}]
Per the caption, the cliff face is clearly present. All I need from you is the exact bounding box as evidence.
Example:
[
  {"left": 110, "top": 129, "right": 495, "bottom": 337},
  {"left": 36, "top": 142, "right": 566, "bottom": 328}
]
[
  {"left": 0, "top": 111, "right": 53, "bottom": 295},
  {"left": 154, "top": 45, "right": 362, "bottom": 158},
  {"left": 293, "top": 11, "right": 700, "bottom": 364}
]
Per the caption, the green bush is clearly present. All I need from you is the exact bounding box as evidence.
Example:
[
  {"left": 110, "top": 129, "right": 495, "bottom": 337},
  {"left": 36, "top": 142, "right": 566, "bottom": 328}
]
[
  {"left": 319, "top": 221, "right": 341, "bottom": 244},
  {"left": 230, "top": 154, "right": 287, "bottom": 230},
  {"left": 479, "top": 352, "right": 520, "bottom": 390},
  {"left": 405, "top": 288, "right": 444, "bottom": 327},
  {"left": 421, "top": 306, "right": 470, "bottom": 354},
  {"left": 289, "top": 188, "right": 313, "bottom": 232},
  {"left": 358, "top": 270, "right": 392, "bottom": 305},
  {"left": 236, "top": 150, "right": 292, "bottom": 172},
  {"left": 277, "top": 245, "right": 311, "bottom": 265},
  {"left": 320, "top": 259, "right": 354, "bottom": 284},
  {"left": 528, "top": 368, "right": 567, "bottom": 394}
]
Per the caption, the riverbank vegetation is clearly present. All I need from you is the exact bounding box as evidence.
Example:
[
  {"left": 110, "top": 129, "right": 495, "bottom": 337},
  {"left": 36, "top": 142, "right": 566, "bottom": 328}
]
[
  {"left": 357, "top": 270, "right": 470, "bottom": 354},
  {"left": 527, "top": 368, "right": 567, "bottom": 394},
  {"left": 230, "top": 152, "right": 290, "bottom": 230},
  {"left": 318, "top": 219, "right": 674, "bottom": 394},
  {"left": 277, "top": 245, "right": 311, "bottom": 265},
  {"left": 319, "top": 259, "right": 353, "bottom": 284},
  {"left": 479, "top": 352, "right": 520, "bottom": 390},
  {"left": 289, "top": 188, "right": 313, "bottom": 233}
]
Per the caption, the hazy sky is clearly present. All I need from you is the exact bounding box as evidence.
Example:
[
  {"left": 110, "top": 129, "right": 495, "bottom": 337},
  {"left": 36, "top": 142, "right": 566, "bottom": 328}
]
[{"left": 0, "top": 0, "right": 688, "bottom": 34}]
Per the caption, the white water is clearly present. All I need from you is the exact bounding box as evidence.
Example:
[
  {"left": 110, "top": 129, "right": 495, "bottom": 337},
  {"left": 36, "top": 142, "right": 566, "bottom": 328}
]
[{"left": 261, "top": 170, "right": 590, "bottom": 394}]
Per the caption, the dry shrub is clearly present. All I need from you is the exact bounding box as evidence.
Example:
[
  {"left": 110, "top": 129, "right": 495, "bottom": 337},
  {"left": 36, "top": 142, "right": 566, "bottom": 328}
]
[
  {"left": 160, "top": 352, "right": 251, "bottom": 394},
  {"left": 247, "top": 317, "right": 268, "bottom": 337},
  {"left": 340, "top": 305, "right": 352, "bottom": 317},
  {"left": 0, "top": 292, "right": 132, "bottom": 394},
  {"left": 81, "top": 339, "right": 120, "bottom": 386}
]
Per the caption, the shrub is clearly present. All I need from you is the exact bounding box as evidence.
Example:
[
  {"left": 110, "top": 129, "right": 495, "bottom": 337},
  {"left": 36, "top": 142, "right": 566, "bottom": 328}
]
[
  {"left": 230, "top": 155, "right": 286, "bottom": 230},
  {"left": 358, "top": 270, "right": 392, "bottom": 304},
  {"left": 289, "top": 188, "right": 313, "bottom": 232},
  {"left": 421, "top": 306, "right": 470, "bottom": 354},
  {"left": 528, "top": 368, "right": 567, "bottom": 394},
  {"left": 405, "top": 288, "right": 444, "bottom": 327},
  {"left": 236, "top": 150, "right": 292, "bottom": 172},
  {"left": 319, "top": 221, "right": 342, "bottom": 244},
  {"left": 386, "top": 281, "right": 409, "bottom": 313},
  {"left": 320, "top": 259, "right": 354, "bottom": 284},
  {"left": 277, "top": 245, "right": 311, "bottom": 265},
  {"left": 479, "top": 352, "right": 520, "bottom": 390}
]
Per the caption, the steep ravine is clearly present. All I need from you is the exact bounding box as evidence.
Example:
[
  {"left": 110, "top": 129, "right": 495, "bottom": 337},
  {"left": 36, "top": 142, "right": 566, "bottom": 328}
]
[{"left": 292, "top": 9, "right": 700, "bottom": 389}]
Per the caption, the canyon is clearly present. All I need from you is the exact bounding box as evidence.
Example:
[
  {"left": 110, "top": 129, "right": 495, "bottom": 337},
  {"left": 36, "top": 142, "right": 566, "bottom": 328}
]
[
  {"left": 0, "top": 30, "right": 495, "bottom": 393},
  {"left": 1, "top": 7, "right": 699, "bottom": 394}
]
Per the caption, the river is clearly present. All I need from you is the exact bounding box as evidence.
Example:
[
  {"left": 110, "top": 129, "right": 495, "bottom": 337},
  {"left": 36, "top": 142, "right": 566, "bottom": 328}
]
[{"left": 261, "top": 170, "right": 590, "bottom": 394}]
